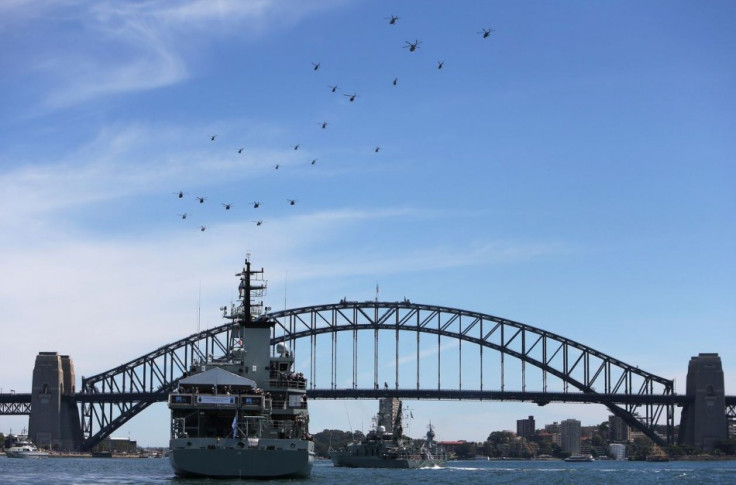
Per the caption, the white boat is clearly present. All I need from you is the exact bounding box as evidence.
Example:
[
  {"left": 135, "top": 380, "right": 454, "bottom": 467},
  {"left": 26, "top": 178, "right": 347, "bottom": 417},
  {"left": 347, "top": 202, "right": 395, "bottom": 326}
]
[
  {"left": 5, "top": 440, "right": 50, "bottom": 458},
  {"left": 564, "top": 454, "right": 595, "bottom": 462}
]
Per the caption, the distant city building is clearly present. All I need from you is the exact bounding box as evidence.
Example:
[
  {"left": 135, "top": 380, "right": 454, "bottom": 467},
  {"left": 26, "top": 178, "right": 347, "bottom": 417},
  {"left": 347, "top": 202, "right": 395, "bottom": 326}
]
[
  {"left": 545, "top": 421, "right": 561, "bottom": 434},
  {"left": 516, "top": 415, "right": 536, "bottom": 438},
  {"left": 378, "top": 398, "right": 401, "bottom": 435},
  {"left": 560, "top": 419, "right": 581, "bottom": 456},
  {"left": 609, "top": 443, "right": 627, "bottom": 460},
  {"left": 608, "top": 415, "right": 631, "bottom": 442}
]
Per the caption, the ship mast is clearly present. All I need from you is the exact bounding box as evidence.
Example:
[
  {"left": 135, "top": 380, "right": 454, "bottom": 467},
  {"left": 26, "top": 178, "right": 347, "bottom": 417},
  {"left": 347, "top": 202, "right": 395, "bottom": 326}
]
[{"left": 232, "top": 257, "right": 267, "bottom": 357}]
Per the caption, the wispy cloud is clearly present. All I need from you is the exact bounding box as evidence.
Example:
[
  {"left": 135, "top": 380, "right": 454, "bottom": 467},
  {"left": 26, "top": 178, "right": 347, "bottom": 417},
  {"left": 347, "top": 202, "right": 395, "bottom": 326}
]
[{"left": 2, "top": 0, "right": 346, "bottom": 110}]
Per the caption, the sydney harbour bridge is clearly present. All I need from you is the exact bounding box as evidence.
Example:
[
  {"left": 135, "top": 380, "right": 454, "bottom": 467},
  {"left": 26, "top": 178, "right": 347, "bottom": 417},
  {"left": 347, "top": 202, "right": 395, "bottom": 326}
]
[{"left": 1, "top": 300, "right": 734, "bottom": 452}]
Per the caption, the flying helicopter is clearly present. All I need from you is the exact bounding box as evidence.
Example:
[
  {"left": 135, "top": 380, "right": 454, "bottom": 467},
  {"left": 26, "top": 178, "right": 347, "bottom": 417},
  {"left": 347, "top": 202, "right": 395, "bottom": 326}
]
[
  {"left": 374, "top": 146, "right": 381, "bottom": 153},
  {"left": 385, "top": 15, "right": 399, "bottom": 25},
  {"left": 311, "top": 158, "right": 317, "bottom": 165},
  {"left": 404, "top": 40, "right": 421, "bottom": 52},
  {"left": 479, "top": 28, "right": 495, "bottom": 38},
  {"left": 275, "top": 164, "right": 280, "bottom": 170},
  {"left": 328, "top": 85, "right": 338, "bottom": 93},
  {"left": 253, "top": 220, "right": 263, "bottom": 226},
  {"left": 287, "top": 199, "right": 297, "bottom": 206},
  {"left": 177, "top": 213, "right": 187, "bottom": 220},
  {"left": 293, "top": 144, "right": 300, "bottom": 150},
  {"left": 437, "top": 60, "right": 445, "bottom": 70},
  {"left": 222, "top": 203, "right": 233, "bottom": 210},
  {"left": 320, "top": 121, "right": 328, "bottom": 129},
  {"left": 312, "top": 62, "right": 320, "bottom": 71},
  {"left": 210, "top": 135, "right": 216, "bottom": 141},
  {"left": 200, "top": 226, "right": 207, "bottom": 232},
  {"left": 174, "top": 191, "right": 185, "bottom": 198},
  {"left": 238, "top": 147, "right": 244, "bottom": 154},
  {"left": 344, "top": 93, "right": 358, "bottom": 102},
  {"left": 392, "top": 77, "right": 398, "bottom": 86},
  {"left": 195, "top": 196, "right": 206, "bottom": 204},
  {"left": 252, "top": 201, "right": 261, "bottom": 208}
]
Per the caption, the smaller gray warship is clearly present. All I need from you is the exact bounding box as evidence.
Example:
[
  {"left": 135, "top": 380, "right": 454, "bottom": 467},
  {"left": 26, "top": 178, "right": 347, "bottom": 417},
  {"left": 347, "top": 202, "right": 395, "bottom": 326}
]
[
  {"left": 329, "top": 398, "right": 446, "bottom": 468},
  {"left": 167, "top": 257, "right": 314, "bottom": 478}
]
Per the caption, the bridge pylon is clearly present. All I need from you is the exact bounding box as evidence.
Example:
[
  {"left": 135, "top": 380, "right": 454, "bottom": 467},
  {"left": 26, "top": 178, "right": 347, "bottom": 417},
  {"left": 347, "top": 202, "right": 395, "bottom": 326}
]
[
  {"left": 678, "top": 353, "right": 727, "bottom": 451},
  {"left": 27, "top": 352, "right": 83, "bottom": 451}
]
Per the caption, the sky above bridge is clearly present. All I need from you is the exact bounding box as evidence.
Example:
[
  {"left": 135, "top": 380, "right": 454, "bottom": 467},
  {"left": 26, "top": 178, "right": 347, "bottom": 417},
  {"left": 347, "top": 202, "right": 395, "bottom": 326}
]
[{"left": 1, "top": 1, "right": 734, "bottom": 446}]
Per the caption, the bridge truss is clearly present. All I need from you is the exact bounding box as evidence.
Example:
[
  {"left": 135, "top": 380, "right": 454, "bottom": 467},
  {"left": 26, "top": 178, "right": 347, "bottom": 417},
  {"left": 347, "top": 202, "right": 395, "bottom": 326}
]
[
  {"left": 73, "top": 301, "right": 679, "bottom": 450},
  {"left": 272, "top": 301, "right": 676, "bottom": 446}
]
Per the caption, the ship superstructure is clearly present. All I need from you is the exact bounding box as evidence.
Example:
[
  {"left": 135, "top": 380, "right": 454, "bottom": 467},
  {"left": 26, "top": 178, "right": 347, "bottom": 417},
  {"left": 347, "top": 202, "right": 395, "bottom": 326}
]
[{"left": 167, "top": 257, "right": 313, "bottom": 478}]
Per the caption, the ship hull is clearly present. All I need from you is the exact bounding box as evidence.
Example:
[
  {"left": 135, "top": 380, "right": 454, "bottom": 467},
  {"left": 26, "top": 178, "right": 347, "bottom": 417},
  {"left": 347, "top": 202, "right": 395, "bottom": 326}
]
[
  {"left": 329, "top": 451, "right": 444, "bottom": 469},
  {"left": 169, "top": 438, "right": 314, "bottom": 479}
]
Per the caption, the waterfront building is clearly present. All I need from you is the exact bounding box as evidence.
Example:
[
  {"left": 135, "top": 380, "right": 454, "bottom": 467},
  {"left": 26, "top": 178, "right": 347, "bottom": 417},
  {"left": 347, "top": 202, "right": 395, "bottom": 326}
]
[
  {"left": 516, "top": 415, "right": 535, "bottom": 438},
  {"left": 609, "top": 442, "right": 627, "bottom": 460},
  {"left": 560, "top": 419, "right": 581, "bottom": 456}
]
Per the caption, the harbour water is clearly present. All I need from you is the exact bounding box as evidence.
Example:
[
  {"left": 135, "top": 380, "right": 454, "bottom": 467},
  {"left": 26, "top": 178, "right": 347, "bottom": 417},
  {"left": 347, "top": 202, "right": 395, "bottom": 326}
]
[{"left": 1, "top": 456, "right": 735, "bottom": 484}]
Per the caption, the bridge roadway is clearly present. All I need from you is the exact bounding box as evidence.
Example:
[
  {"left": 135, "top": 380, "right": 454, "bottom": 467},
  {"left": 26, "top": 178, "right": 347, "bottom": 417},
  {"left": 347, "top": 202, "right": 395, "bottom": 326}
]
[{"left": 4, "top": 389, "right": 736, "bottom": 410}]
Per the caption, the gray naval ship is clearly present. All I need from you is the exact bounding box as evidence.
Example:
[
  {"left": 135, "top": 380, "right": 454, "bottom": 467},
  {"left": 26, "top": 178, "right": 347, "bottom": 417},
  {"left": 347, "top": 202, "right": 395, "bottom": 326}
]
[
  {"left": 168, "top": 257, "right": 314, "bottom": 478},
  {"left": 329, "top": 398, "right": 446, "bottom": 468}
]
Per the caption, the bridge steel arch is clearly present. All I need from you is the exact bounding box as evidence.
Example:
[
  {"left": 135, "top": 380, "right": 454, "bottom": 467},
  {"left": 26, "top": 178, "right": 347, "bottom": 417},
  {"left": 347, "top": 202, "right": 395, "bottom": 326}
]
[
  {"left": 78, "top": 325, "right": 241, "bottom": 450},
  {"left": 75, "top": 301, "right": 676, "bottom": 450},
  {"left": 269, "top": 301, "right": 676, "bottom": 446}
]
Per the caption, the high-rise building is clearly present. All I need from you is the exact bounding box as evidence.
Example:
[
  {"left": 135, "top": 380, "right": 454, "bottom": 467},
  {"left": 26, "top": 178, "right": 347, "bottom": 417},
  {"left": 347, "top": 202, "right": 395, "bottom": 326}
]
[
  {"left": 608, "top": 415, "right": 630, "bottom": 442},
  {"left": 516, "top": 415, "right": 536, "bottom": 438},
  {"left": 560, "top": 419, "right": 581, "bottom": 455},
  {"left": 377, "top": 398, "right": 401, "bottom": 435}
]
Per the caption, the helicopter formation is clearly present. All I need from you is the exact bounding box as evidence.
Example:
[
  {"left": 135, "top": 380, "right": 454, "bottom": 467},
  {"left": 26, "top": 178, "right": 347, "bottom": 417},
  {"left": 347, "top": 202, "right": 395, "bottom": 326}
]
[{"left": 172, "top": 13, "right": 494, "bottom": 234}]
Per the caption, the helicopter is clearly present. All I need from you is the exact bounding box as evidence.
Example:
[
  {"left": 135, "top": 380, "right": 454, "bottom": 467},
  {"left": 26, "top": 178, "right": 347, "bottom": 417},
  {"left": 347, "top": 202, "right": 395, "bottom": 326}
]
[
  {"left": 173, "top": 191, "right": 185, "bottom": 198},
  {"left": 328, "top": 85, "right": 338, "bottom": 93},
  {"left": 479, "top": 28, "right": 495, "bottom": 38},
  {"left": 404, "top": 40, "right": 421, "bottom": 52},
  {"left": 385, "top": 15, "right": 399, "bottom": 25},
  {"left": 252, "top": 201, "right": 261, "bottom": 208},
  {"left": 222, "top": 203, "right": 233, "bottom": 210},
  {"left": 253, "top": 220, "right": 263, "bottom": 226},
  {"left": 374, "top": 146, "right": 381, "bottom": 153},
  {"left": 200, "top": 225, "right": 207, "bottom": 232},
  {"left": 320, "top": 121, "right": 329, "bottom": 129},
  {"left": 238, "top": 147, "right": 244, "bottom": 154},
  {"left": 275, "top": 164, "right": 280, "bottom": 170},
  {"left": 344, "top": 93, "right": 358, "bottom": 102},
  {"left": 287, "top": 199, "right": 297, "bottom": 206},
  {"left": 311, "top": 159, "right": 318, "bottom": 165},
  {"left": 293, "top": 144, "right": 300, "bottom": 150},
  {"left": 195, "top": 196, "right": 206, "bottom": 204},
  {"left": 312, "top": 62, "right": 320, "bottom": 71},
  {"left": 177, "top": 213, "right": 188, "bottom": 220},
  {"left": 437, "top": 60, "right": 445, "bottom": 70},
  {"left": 392, "top": 77, "right": 398, "bottom": 86},
  {"left": 210, "top": 135, "right": 216, "bottom": 141}
]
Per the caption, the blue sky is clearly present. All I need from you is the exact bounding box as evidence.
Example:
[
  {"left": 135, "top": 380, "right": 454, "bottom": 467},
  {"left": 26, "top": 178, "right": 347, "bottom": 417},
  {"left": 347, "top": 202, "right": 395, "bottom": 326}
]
[{"left": 1, "top": 0, "right": 734, "bottom": 446}]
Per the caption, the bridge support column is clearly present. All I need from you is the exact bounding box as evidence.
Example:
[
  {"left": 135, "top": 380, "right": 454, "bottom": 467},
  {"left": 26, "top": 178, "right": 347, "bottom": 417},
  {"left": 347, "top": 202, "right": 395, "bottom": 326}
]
[
  {"left": 28, "top": 352, "right": 83, "bottom": 451},
  {"left": 678, "top": 353, "right": 727, "bottom": 452}
]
